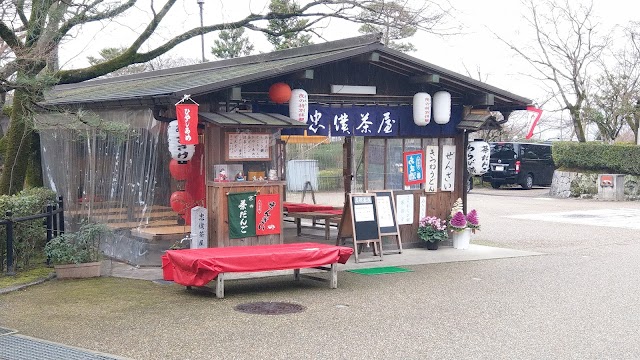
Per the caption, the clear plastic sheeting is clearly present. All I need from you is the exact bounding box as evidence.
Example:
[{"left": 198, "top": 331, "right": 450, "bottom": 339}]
[{"left": 38, "top": 109, "right": 173, "bottom": 232}]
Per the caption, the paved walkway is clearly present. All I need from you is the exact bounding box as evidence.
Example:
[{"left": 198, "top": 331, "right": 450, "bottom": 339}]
[{"left": 110, "top": 244, "right": 542, "bottom": 282}]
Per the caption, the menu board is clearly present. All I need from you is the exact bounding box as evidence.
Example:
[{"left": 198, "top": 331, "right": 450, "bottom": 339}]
[
  {"left": 226, "top": 133, "right": 271, "bottom": 161},
  {"left": 395, "top": 194, "right": 414, "bottom": 225}
]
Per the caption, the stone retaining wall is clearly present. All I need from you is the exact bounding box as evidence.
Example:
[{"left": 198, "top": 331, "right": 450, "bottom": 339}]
[{"left": 550, "top": 171, "right": 640, "bottom": 200}]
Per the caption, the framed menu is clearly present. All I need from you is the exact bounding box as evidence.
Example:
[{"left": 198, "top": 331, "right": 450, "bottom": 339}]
[{"left": 225, "top": 132, "right": 271, "bottom": 161}]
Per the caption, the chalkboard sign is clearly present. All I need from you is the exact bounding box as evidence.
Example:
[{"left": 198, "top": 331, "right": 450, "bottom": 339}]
[
  {"left": 370, "top": 190, "right": 402, "bottom": 254},
  {"left": 338, "top": 193, "right": 383, "bottom": 263}
]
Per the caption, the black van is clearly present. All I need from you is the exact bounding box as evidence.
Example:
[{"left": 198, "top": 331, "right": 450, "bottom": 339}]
[{"left": 481, "top": 142, "right": 555, "bottom": 189}]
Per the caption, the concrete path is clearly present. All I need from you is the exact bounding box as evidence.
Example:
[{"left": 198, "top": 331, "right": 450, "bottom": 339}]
[{"left": 109, "top": 245, "right": 542, "bottom": 282}]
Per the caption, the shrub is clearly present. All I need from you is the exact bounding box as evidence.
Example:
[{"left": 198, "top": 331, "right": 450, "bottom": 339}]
[
  {"left": 0, "top": 188, "right": 57, "bottom": 272},
  {"left": 553, "top": 142, "right": 640, "bottom": 176}
]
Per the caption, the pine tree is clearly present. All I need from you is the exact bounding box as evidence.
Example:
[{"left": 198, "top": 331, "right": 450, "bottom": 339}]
[
  {"left": 211, "top": 28, "right": 255, "bottom": 59},
  {"left": 266, "top": 0, "right": 313, "bottom": 50}
]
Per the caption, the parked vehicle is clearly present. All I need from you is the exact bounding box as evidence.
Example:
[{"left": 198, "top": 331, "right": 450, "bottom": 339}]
[{"left": 482, "top": 142, "right": 555, "bottom": 189}]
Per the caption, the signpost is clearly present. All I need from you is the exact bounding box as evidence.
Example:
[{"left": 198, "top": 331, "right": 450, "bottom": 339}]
[{"left": 337, "top": 193, "right": 383, "bottom": 263}]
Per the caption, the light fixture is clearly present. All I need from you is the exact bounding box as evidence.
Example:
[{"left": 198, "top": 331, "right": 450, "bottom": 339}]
[{"left": 330, "top": 85, "right": 376, "bottom": 95}]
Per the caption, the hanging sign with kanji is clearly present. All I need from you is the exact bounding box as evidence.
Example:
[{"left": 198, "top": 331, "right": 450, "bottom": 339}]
[
  {"left": 227, "top": 192, "right": 256, "bottom": 239},
  {"left": 255, "top": 193, "right": 281, "bottom": 236},
  {"left": 176, "top": 103, "right": 199, "bottom": 145},
  {"left": 403, "top": 150, "right": 425, "bottom": 186}
]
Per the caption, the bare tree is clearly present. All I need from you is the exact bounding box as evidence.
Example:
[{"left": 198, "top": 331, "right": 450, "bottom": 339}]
[
  {"left": 496, "top": 0, "right": 608, "bottom": 142},
  {"left": 0, "top": 0, "right": 452, "bottom": 195},
  {"left": 358, "top": 0, "right": 419, "bottom": 52}
]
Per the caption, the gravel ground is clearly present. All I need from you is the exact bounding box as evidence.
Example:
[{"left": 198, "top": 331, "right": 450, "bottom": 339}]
[{"left": 1, "top": 188, "right": 639, "bottom": 360}]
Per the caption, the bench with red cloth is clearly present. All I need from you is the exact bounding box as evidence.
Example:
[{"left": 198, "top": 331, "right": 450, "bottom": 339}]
[
  {"left": 283, "top": 202, "right": 343, "bottom": 240},
  {"left": 162, "top": 242, "right": 354, "bottom": 298}
]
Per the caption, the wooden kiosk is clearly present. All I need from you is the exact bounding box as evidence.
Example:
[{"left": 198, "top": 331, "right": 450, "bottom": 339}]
[{"left": 202, "top": 112, "right": 306, "bottom": 248}]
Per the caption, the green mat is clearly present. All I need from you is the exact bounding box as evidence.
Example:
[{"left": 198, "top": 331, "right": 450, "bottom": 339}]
[{"left": 347, "top": 266, "right": 412, "bottom": 275}]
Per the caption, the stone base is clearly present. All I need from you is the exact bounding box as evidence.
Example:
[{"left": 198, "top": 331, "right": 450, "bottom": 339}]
[
  {"left": 550, "top": 170, "right": 640, "bottom": 200},
  {"left": 54, "top": 262, "right": 102, "bottom": 279}
]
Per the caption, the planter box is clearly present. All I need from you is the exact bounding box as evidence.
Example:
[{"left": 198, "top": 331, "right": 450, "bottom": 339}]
[
  {"left": 54, "top": 262, "right": 102, "bottom": 279},
  {"left": 452, "top": 229, "right": 471, "bottom": 250}
]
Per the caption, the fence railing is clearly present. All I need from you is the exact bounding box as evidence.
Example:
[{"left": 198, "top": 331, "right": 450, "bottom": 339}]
[{"left": 2, "top": 196, "right": 65, "bottom": 275}]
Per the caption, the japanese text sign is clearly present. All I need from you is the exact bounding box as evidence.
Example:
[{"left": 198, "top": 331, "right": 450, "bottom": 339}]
[
  {"left": 255, "top": 194, "right": 281, "bottom": 236},
  {"left": 176, "top": 103, "right": 199, "bottom": 145},
  {"left": 403, "top": 150, "right": 425, "bottom": 186}
]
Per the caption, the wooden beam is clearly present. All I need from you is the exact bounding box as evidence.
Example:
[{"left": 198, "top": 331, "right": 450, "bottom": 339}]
[
  {"left": 229, "top": 87, "right": 242, "bottom": 101},
  {"left": 409, "top": 74, "right": 440, "bottom": 84},
  {"left": 472, "top": 93, "right": 495, "bottom": 106},
  {"left": 293, "top": 69, "right": 314, "bottom": 80},
  {"left": 355, "top": 52, "right": 380, "bottom": 63}
]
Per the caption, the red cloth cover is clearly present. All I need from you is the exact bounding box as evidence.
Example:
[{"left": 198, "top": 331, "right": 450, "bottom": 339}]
[
  {"left": 165, "top": 242, "right": 354, "bottom": 287},
  {"left": 161, "top": 254, "right": 174, "bottom": 281},
  {"left": 283, "top": 202, "right": 335, "bottom": 213}
]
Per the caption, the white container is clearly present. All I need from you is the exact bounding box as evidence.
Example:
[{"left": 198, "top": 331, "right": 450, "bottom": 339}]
[{"left": 452, "top": 228, "right": 471, "bottom": 249}]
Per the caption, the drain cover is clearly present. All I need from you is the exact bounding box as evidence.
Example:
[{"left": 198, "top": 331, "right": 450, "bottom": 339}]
[{"left": 235, "top": 301, "right": 305, "bottom": 315}]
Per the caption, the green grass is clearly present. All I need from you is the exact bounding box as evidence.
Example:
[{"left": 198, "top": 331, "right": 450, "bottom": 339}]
[{"left": 0, "top": 263, "right": 54, "bottom": 288}]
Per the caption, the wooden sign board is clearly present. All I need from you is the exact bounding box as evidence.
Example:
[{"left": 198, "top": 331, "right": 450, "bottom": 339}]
[
  {"left": 337, "top": 193, "right": 383, "bottom": 263},
  {"left": 369, "top": 190, "right": 402, "bottom": 254},
  {"left": 225, "top": 132, "right": 272, "bottom": 161}
]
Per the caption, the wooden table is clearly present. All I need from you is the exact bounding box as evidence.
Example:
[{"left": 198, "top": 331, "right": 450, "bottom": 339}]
[{"left": 286, "top": 211, "right": 342, "bottom": 241}]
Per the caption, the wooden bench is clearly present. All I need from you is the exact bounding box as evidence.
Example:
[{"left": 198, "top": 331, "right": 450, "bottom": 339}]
[
  {"left": 286, "top": 211, "right": 342, "bottom": 241},
  {"left": 163, "top": 243, "right": 353, "bottom": 298}
]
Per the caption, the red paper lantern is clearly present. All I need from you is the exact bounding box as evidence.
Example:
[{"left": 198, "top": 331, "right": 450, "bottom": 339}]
[
  {"left": 268, "top": 82, "right": 292, "bottom": 104},
  {"left": 170, "top": 191, "right": 194, "bottom": 215},
  {"left": 169, "top": 159, "right": 191, "bottom": 181}
]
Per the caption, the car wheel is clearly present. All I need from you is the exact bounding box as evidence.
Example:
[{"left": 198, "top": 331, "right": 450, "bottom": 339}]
[
  {"left": 491, "top": 182, "right": 501, "bottom": 189},
  {"left": 521, "top": 174, "right": 533, "bottom": 190}
]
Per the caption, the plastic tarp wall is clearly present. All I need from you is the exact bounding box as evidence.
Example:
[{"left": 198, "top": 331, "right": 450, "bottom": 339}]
[{"left": 38, "top": 109, "right": 173, "bottom": 264}]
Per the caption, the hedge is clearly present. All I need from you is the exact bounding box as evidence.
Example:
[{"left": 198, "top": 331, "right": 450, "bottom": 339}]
[
  {"left": 0, "top": 187, "right": 58, "bottom": 272},
  {"left": 553, "top": 142, "right": 640, "bottom": 176}
]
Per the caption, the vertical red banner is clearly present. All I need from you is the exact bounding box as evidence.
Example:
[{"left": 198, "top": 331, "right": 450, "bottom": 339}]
[
  {"left": 176, "top": 103, "right": 199, "bottom": 145},
  {"left": 255, "top": 193, "right": 281, "bottom": 236}
]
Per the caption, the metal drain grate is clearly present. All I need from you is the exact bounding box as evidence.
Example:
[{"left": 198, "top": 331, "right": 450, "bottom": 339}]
[
  {"left": 0, "top": 335, "right": 123, "bottom": 360},
  {"left": 235, "top": 301, "right": 306, "bottom": 315},
  {"left": 0, "top": 327, "right": 16, "bottom": 336}
]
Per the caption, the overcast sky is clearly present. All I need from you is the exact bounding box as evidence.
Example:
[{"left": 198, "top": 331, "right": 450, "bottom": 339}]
[{"left": 58, "top": 0, "right": 640, "bottom": 139}]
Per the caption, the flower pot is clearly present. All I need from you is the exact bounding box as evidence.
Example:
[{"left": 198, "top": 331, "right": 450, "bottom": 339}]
[
  {"left": 452, "top": 228, "right": 471, "bottom": 249},
  {"left": 425, "top": 241, "right": 439, "bottom": 250},
  {"left": 54, "top": 262, "right": 102, "bottom": 279}
]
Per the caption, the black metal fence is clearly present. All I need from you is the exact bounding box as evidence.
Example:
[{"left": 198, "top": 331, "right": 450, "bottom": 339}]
[{"left": 1, "top": 196, "right": 65, "bottom": 275}]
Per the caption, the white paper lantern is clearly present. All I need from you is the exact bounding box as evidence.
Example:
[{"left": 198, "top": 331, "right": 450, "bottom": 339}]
[
  {"left": 433, "top": 91, "right": 451, "bottom": 124},
  {"left": 412, "top": 92, "right": 431, "bottom": 126},
  {"left": 167, "top": 120, "right": 195, "bottom": 163},
  {"left": 289, "top": 89, "right": 308, "bottom": 123},
  {"left": 467, "top": 139, "right": 490, "bottom": 175}
]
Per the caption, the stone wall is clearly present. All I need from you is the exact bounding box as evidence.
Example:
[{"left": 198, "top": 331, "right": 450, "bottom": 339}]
[{"left": 550, "top": 170, "right": 640, "bottom": 200}]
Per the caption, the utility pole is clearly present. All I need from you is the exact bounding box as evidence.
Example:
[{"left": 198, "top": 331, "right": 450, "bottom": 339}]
[{"left": 197, "top": 0, "right": 205, "bottom": 62}]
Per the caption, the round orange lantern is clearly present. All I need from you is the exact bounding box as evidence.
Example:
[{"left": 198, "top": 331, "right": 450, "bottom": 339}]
[
  {"left": 268, "top": 82, "right": 292, "bottom": 104},
  {"left": 170, "top": 191, "right": 194, "bottom": 215},
  {"left": 169, "top": 159, "right": 191, "bottom": 181}
]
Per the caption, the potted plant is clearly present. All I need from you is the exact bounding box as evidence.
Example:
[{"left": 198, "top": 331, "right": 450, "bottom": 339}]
[
  {"left": 418, "top": 216, "right": 448, "bottom": 250},
  {"left": 44, "top": 222, "right": 111, "bottom": 279},
  {"left": 448, "top": 206, "right": 480, "bottom": 250}
]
